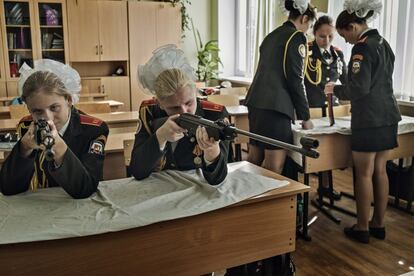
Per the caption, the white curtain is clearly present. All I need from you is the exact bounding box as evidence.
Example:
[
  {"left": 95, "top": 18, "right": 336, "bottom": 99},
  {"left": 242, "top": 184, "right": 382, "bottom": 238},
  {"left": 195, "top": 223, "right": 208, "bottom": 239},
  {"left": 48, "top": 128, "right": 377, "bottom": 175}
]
[{"left": 252, "top": 0, "right": 278, "bottom": 71}]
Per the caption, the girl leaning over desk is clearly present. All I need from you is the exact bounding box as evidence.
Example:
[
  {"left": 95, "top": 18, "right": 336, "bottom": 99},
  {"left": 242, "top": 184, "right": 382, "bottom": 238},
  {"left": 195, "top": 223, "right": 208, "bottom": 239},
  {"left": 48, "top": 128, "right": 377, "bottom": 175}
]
[
  {"left": 0, "top": 60, "right": 109, "bottom": 199},
  {"left": 245, "top": 0, "right": 316, "bottom": 175},
  {"left": 325, "top": 0, "right": 401, "bottom": 244}
]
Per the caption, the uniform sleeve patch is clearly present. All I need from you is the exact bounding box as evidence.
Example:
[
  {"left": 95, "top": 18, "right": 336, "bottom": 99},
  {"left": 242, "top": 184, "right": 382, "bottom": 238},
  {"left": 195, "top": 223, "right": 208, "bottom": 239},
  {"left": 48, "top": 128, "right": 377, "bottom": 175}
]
[
  {"left": 352, "top": 60, "right": 361, "bottom": 74},
  {"left": 352, "top": 54, "right": 364, "bottom": 61},
  {"left": 298, "top": 44, "right": 306, "bottom": 58},
  {"left": 80, "top": 115, "right": 103, "bottom": 127},
  {"left": 89, "top": 140, "right": 104, "bottom": 155}
]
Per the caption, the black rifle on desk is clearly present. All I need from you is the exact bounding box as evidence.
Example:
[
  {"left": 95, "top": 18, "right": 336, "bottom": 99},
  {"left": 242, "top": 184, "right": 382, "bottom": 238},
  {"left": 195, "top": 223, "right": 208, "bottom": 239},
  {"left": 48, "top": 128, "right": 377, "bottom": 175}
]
[{"left": 176, "top": 113, "right": 319, "bottom": 158}]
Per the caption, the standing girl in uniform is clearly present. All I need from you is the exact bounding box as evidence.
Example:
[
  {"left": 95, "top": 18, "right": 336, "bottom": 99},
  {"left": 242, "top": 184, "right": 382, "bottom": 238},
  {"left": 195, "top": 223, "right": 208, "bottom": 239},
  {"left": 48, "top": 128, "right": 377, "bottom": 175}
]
[
  {"left": 0, "top": 59, "right": 109, "bottom": 199},
  {"left": 305, "top": 15, "right": 347, "bottom": 112},
  {"left": 325, "top": 0, "right": 401, "bottom": 243},
  {"left": 245, "top": 0, "right": 316, "bottom": 174},
  {"left": 305, "top": 15, "right": 348, "bottom": 200}
]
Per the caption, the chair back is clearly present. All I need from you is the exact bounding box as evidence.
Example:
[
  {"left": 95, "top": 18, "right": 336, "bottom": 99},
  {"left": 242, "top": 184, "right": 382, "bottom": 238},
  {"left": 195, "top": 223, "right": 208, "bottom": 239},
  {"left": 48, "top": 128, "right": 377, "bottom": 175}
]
[
  {"left": 75, "top": 102, "right": 111, "bottom": 114},
  {"left": 207, "top": 94, "right": 239, "bottom": 106},
  {"left": 9, "top": 104, "right": 30, "bottom": 119},
  {"left": 309, "top": 107, "right": 323, "bottom": 119},
  {"left": 334, "top": 104, "right": 351, "bottom": 117}
]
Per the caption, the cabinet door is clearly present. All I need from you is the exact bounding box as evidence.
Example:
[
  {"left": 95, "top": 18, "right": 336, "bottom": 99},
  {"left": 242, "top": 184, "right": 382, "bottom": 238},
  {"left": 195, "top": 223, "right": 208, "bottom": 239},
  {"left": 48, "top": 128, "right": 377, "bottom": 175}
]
[
  {"left": 0, "top": 82, "right": 6, "bottom": 97},
  {"left": 6, "top": 80, "right": 18, "bottom": 97},
  {"left": 156, "top": 3, "right": 181, "bottom": 47},
  {"left": 67, "top": 0, "right": 99, "bottom": 62},
  {"left": 101, "top": 76, "right": 130, "bottom": 111},
  {"left": 98, "top": 1, "right": 128, "bottom": 61},
  {"left": 33, "top": 0, "right": 69, "bottom": 63}
]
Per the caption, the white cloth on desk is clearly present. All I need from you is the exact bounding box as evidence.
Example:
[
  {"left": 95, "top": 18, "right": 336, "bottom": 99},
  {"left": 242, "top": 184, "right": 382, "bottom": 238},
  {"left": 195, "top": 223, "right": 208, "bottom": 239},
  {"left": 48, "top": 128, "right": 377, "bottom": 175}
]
[
  {"left": 0, "top": 169, "right": 288, "bottom": 244},
  {"left": 290, "top": 115, "right": 414, "bottom": 166}
]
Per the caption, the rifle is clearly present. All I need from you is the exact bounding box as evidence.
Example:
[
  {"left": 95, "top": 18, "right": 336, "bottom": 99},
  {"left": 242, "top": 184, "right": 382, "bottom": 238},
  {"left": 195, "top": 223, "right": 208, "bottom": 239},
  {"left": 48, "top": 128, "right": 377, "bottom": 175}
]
[
  {"left": 176, "top": 113, "right": 319, "bottom": 158},
  {"left": 34, "top": 119, "right": 55, "bottom": 161}
]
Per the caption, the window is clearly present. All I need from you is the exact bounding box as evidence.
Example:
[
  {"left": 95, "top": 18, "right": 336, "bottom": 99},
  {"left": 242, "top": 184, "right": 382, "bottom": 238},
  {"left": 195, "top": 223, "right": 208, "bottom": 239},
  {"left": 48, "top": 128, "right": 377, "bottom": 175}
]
[{"left": 235, "top": 0, "right": 257, "bottom": 78}]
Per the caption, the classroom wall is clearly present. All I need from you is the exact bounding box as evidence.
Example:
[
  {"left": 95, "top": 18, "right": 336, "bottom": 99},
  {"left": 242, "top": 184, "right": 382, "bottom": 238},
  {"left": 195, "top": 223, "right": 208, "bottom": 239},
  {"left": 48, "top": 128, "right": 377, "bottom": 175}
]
[{"left": 181, "top": 0, "right": 216, "bottom": 69}]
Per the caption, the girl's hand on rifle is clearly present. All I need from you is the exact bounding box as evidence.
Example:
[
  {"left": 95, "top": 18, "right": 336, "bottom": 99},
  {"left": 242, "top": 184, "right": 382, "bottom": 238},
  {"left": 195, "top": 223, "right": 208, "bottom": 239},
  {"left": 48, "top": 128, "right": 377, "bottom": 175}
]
[{"left": 196, "top": 126, "right": 220, "bottom": 163}]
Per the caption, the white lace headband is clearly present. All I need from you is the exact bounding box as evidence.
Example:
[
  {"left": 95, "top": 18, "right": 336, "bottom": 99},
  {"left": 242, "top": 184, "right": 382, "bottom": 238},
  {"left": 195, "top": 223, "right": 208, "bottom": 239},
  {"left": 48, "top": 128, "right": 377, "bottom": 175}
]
[
  {"left": 344, "top": 0, "right": 382, "bottom": 23},
  {"left": 19, "top": 59, "right": 81, "bottom": 104},
  {"left": 137, "top": 44, "right": 195, "bottom": 96},
  {"left": 279, "top": 0, "right": 310, "bottom": 16}
]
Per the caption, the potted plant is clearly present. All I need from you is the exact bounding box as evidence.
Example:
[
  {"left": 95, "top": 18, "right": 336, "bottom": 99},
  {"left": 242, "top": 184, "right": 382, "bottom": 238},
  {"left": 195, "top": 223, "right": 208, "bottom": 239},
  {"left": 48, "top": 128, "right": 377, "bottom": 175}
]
[{"left": 191, "top": 19, "right": 222, "bottom": 86}]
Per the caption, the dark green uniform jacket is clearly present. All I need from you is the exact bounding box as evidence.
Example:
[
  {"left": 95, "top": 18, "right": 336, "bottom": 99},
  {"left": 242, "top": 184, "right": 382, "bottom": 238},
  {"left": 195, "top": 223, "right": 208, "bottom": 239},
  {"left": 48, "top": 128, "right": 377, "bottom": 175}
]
[
  {"left": 130, "top": 98, "right": 229, "bottom": 186},
  {"left": 0, "top": 107, "right": 109, "bottom": 199},
  {"left": 334, "top": 29, "right": 401, "bottom": 129},
  {"left": 245, "top": 21, "right": 310, "bottom": 121},
  {"left": 305, "top": 42, "right": 347, "bottom": 107}
]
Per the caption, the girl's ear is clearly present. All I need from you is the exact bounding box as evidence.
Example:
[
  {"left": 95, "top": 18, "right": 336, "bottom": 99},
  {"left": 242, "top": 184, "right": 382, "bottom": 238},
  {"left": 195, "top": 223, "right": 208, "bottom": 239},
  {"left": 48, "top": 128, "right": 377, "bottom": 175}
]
[{"left": 301, "top": 15, "right": 309, "bottom": 25}]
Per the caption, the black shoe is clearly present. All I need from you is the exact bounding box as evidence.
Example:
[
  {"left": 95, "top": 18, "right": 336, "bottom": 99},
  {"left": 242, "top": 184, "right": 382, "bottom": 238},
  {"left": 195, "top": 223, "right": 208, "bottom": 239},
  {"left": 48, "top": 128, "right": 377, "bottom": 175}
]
[
  {"left": 369, "top": 226, "right": 386, "bottom": 240},
  {"left": 318, "top": 187, "right": 342, "bottom": 201},
  {"left": 344, "top": 225, "right": 369, "bottom": 244}
]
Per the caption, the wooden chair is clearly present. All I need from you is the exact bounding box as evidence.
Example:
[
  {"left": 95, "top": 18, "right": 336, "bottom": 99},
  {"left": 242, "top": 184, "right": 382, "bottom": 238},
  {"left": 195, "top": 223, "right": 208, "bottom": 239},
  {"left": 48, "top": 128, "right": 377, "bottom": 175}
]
[
  {"left": 309, "top": 107, "right": 324, "bottom": 119},
  {"left": 123, "top": 139, "right": 135, "bottom": 177},
  {"left": 309, "top": 104, "right": 351, "bottom": 119},
  {"left": 75, "top": 102, "right": 111, "bottom": 114},
  {"left": 220, "top": 87, "right": 247, "bottom": 96},
  {"left": 333, "top": 104, "right": 351, "bottom": 117},
  {"left": 9, "top": 104, "right": 30, "bottom": 119},
  {"left": 207, "top": 94, "right": 239, "bottom": 106}
]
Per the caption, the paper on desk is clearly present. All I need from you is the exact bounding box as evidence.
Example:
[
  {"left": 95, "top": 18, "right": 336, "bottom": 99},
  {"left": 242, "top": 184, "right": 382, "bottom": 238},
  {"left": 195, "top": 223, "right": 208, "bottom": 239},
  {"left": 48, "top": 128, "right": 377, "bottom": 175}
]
[{"left": 0, "top": 169, "right": 288, "bottom": 244}]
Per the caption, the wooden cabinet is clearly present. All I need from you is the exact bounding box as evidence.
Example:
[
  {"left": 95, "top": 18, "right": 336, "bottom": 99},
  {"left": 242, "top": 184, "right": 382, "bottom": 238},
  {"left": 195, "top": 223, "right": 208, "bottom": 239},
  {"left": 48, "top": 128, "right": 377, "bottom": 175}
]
[
  {"left": 101, "top": 76, "right": 130, "bottom": 111},
  {"left": 128, "top": 1, "right": 181, "bottom": 111},
  {"left": 67, "top": 0, "right": 128, "bottom": 62},
  {"left": 81, "top": 76, "right": 130, "bottom": 111}
]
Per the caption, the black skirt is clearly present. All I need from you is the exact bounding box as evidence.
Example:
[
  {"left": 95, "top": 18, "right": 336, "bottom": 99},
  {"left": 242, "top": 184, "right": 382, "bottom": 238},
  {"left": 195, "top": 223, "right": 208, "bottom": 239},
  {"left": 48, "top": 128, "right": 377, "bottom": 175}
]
[
  {"left": 248, "top": 107, "right": 293, "bottom": 150},
  {"left": 351, "top": 124, "right": 398, "bottom": 152}
]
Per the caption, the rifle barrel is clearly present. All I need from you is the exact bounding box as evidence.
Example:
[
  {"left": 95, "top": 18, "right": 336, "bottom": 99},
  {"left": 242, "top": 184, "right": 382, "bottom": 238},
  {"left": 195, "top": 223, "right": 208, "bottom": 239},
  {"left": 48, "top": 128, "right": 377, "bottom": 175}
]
[{"left": 234, "top": 128, "right": 319, "bottom": 158}]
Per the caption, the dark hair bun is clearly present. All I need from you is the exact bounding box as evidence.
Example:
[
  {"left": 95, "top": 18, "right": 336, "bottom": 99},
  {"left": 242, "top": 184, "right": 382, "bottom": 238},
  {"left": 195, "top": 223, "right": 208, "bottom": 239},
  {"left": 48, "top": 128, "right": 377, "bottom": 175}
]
[
  {"left": 364, "top": 10, "right": 374, "bottom": 20},
  {"left": 285, "top": 0, "right": 296, "bottom": 12}
]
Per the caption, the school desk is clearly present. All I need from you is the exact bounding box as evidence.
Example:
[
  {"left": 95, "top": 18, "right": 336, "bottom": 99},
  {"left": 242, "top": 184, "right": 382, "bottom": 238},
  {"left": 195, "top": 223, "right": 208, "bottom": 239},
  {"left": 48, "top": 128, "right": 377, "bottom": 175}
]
[
  {"left": 291, "top": 116, "right": 414, "bottom": 237},
  {"left": 0, "top": 161, "right": 308, "bottom": 275}
]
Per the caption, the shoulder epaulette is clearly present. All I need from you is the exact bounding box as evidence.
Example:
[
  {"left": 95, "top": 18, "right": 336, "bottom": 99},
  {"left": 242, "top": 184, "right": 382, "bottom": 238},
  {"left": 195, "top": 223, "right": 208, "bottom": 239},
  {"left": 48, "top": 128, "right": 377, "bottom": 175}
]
[
  {"left": 200, "top": 100, "right": 224, "bottom": 112},
  {"left": 80, "top": 114, "right": 103, "bottom": 127},
  {"left": 140, "top": 98, "right": 157, "bottom": 107},
  {"left": 356, "top": 37, "right": 368, "bottom": 44},
  {"left": 19, "top": 115, "right": 33, "bottom": 124}
]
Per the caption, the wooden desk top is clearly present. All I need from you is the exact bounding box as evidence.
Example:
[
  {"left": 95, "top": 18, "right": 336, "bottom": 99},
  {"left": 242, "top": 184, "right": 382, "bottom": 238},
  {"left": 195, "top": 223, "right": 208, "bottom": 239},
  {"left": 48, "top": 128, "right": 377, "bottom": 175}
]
[
  {"left": 0, "top": 96, "right": 13, "bottom": 103},
  {"left": 0, "top": 161, "right": 307, "bottom": 275},
  {"left": 93, "top": 111, "right": 139, "bottom": 124},
  {"left": 80, "top": 100, "right": 124, "bottom": 107}
]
